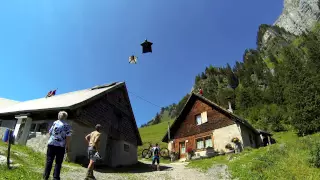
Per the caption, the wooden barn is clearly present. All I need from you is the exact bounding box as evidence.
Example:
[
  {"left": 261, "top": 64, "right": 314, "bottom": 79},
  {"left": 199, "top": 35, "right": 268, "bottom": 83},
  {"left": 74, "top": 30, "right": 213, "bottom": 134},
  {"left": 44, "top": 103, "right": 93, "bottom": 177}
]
[{"left": 0, "top": 82, "right": 142, "bottom": 167}]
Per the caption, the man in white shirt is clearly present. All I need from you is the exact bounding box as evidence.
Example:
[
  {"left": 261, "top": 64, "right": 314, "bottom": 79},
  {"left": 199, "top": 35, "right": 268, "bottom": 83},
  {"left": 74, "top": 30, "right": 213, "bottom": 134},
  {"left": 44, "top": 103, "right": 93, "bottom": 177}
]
[{"left": 151, "top": 143, "right": 160, "bottom": 171}]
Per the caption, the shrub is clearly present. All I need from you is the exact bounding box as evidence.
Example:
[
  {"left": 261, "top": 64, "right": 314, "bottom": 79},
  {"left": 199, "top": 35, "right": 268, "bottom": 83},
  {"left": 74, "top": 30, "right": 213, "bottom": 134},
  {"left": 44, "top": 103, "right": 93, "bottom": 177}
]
[
  {"left": 231, "top": 137, "right": 240, "bottom": 143},
  {"left": 309, "top": 142, "right": 320, "bottom": 168},
  {"left": 186, "top": 147, "right": 195, "bottom": 156},
  {"left": 225, "top": 143, "right": 234, "bottom": 150}
]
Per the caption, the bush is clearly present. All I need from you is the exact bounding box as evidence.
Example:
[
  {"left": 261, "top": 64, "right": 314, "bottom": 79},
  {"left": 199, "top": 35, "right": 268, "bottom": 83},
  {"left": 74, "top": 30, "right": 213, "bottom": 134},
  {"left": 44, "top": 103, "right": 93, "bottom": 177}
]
[
  {"left": 231, "top": 137, "right": 240, "bottom": 143},
  {"left": 309, "top": 142, "right": 320, "bottom": 168},
  {"left": 186, "top": 147, "right": 195, "bottom": 156},
  {"left": 225, "top": 143, "right": 234, "bottom": 150}
]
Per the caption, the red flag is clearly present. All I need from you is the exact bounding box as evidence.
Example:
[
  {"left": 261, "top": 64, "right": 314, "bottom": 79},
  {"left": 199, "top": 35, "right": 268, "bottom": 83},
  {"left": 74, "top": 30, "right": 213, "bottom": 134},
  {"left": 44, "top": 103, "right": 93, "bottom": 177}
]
[{"left": 46, "top": 91, "right": 52, "bottom": 97}]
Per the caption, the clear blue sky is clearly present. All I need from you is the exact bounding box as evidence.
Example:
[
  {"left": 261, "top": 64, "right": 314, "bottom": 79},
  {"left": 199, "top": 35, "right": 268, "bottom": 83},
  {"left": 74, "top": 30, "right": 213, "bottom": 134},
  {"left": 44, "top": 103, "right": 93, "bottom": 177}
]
[{"left": 0, "top": 0, "right": 283, "bottom": 127}]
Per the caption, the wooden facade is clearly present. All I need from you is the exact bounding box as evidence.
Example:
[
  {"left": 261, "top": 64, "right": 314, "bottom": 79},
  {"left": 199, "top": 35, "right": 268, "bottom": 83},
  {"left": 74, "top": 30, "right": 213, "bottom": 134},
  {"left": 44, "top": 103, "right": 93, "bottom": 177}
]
[
  {"left": 171, "top": 99, "right": 235, "bottom": 158},
  {"left": 74, "top": 86, "right": 142, "bottom": 146}
]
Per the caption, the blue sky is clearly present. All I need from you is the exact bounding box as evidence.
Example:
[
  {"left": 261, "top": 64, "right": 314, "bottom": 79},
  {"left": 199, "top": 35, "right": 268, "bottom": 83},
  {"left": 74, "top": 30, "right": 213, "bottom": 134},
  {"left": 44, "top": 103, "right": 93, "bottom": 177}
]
[{"left": 0, "top": 0, "right": 283, "bottom": 127}]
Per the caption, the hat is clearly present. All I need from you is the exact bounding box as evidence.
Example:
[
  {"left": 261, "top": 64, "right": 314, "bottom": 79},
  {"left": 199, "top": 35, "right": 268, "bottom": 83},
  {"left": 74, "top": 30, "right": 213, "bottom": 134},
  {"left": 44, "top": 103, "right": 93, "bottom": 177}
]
[{"left": 95, "top": 124, "right": 102, "bottom": 128}]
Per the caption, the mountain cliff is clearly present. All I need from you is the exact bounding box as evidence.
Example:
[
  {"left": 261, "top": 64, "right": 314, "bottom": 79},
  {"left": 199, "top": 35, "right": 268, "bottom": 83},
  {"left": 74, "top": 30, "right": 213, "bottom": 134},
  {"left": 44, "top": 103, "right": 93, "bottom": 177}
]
[
  {"left": 261, "top": 0, "right": 320, "bottom": 48},
  {"left": 275, "top": 0, "right": 320, "bottom": 35}
]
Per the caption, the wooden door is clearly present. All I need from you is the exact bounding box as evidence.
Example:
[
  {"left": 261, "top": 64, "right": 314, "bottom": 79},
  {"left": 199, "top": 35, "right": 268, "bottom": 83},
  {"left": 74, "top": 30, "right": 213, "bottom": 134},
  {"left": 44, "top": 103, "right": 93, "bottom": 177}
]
[{"left": 179, "top": 141, "right": 186, "bottom": 159}]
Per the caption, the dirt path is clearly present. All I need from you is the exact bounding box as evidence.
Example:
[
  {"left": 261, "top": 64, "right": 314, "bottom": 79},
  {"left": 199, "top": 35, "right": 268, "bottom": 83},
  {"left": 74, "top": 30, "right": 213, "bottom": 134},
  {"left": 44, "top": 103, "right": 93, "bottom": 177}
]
[{"left": 61, "top": 161, "right": 231, "bottom": 180}]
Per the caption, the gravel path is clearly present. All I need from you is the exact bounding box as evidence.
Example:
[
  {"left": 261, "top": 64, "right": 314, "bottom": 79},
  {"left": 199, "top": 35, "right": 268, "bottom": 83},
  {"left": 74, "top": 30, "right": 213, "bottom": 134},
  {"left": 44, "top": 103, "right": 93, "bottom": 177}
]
[{"left": 60, "top": 161, "right": 231, "bottom": 180}]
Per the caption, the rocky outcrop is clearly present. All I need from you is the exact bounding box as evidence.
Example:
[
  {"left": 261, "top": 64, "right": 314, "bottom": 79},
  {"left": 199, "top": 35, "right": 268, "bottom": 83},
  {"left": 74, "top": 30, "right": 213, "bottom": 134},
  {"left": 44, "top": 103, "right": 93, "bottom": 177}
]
[
  {"left": 274, "top": 0, "right": 320, "bottom": 35},
  {"left": 261, "top": 0, "right": 320, "bottom": 48}
]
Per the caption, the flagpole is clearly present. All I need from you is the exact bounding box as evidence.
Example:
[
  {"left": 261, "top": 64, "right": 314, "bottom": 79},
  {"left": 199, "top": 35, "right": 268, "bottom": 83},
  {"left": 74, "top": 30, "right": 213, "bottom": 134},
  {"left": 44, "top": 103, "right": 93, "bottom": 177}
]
[
  {"left": 168, "top": 122, "right": 173, "bottom": 162},
  {"left": 167, "top": 122, "right": 170, "bottom": 142}
]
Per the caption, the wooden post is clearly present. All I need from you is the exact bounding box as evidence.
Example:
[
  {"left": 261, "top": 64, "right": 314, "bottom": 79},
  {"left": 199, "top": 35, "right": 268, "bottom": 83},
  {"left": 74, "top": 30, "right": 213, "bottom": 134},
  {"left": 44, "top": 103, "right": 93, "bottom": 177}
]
[
  {"left": 7, "top": 129, "right": 12, "bottom": 169},
  {"left": 167, "top": 122, "right": 170, "bottom": 142}
]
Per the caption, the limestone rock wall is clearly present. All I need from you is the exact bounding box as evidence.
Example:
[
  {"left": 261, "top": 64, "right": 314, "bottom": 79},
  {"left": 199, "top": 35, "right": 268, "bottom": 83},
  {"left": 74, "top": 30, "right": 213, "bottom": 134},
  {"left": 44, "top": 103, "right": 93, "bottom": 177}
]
[{"left": 274, "top": 0, "right": 320, "bottom": 35}]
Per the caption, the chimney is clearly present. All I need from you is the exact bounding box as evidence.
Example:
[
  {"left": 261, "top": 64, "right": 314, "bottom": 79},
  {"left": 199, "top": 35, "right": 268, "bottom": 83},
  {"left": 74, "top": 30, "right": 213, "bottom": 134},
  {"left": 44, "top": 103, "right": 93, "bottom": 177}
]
[{"left": 227, "top": 101, "right": 233, "bottom": 113}]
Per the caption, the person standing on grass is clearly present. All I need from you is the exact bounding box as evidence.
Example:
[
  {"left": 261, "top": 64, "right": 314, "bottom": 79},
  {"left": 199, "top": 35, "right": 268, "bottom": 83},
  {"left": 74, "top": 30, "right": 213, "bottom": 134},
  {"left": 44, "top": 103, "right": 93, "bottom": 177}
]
[
  {"left": 85, "top": 124, "right": 102, "bottom": 180},
  {"left": 43, "top": 111, "right": 72, "bottom": 180},
  {"left": 152, "top": 143, "right": 160, "bottom": 171}
]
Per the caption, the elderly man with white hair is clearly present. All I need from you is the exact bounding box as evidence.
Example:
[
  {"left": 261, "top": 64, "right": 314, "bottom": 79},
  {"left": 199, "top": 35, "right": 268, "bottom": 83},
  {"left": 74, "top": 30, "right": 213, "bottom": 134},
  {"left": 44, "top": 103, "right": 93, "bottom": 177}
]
[{"left": 43, "top": 111, "right": 72, "bottom": 180}]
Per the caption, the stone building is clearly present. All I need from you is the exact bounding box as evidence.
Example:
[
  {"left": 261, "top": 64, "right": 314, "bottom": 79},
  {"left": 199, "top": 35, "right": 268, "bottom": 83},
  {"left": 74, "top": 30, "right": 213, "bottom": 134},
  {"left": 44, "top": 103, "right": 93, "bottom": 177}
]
[{"left": 0, "top": 82, "right": 142, "bottom": 167}]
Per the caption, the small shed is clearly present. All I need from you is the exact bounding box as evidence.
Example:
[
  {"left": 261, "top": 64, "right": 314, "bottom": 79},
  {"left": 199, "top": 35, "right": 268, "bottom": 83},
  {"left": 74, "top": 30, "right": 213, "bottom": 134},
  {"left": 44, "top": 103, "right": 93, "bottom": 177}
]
[{"left": 257, "top": 129, "right": 274, "bottom": 146}]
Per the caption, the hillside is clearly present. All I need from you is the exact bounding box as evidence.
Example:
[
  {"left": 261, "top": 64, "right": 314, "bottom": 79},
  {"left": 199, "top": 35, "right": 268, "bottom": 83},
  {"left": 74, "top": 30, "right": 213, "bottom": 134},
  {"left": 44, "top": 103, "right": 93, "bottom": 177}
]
[
  {"left": 0, "top": 141, "right": 80, "bottom": 179},
  {"left": 188, "top": 131, "right": 320, "bottom": 179},
  {"left": 144, "top": 0, "right": 320, "bottom": 137},
  {"left": 138, "top": 119, "right": 174, "bottom": 158}
]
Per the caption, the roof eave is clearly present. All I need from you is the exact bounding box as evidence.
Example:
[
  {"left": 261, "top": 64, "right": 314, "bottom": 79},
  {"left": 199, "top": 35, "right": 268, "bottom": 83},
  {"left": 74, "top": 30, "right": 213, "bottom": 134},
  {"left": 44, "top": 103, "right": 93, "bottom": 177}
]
[
  {"left": 161, "top": 93, "right": 194, "bottom": 143},
  {"left": 0, "top": 82, "right": 125, "bottom": 117}
]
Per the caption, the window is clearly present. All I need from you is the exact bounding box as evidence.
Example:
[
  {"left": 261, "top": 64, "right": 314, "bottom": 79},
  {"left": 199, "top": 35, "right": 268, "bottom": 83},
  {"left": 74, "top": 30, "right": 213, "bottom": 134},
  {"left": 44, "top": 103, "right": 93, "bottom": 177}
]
[
  {"left": 180, "top": 142, "right": 186, "bottom": 153},
  {"left": 124, "top": 144, "right": 129, "bottom": 152},
  {"left": 196, "top": 136, "right": 213, "bottom": 150},
  {"left": 196, "top": 114, "right": 202, "bottom": 125},
  {"left": 205, "top": 137, "right": 213, "bottom": 148},
  {"left": 30, "top": 124, "right": 36, "bottom": 132},
  {"left": 195, "top": 111, "right": 208, "bottom": 125},
  {"left": 196, "top": 139, "right": 204, "bottom": 149}
]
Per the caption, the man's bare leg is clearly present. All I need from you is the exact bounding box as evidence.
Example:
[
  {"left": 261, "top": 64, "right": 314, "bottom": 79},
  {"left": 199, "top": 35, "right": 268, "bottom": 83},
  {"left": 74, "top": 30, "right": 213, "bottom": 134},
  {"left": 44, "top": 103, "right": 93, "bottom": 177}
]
[
  {"left": 86, "top": 160, "right": 95, "bottom": 179},
  {"left": 88, "top": 160, "right": 94, "bottom": 170}
]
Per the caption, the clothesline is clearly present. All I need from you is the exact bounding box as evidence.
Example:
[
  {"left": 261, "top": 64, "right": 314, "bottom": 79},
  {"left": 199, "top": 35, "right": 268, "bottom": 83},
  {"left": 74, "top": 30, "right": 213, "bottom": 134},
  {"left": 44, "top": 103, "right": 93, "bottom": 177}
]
[{"left": 127, "top": 91, "right": 162, "bottom": 109}]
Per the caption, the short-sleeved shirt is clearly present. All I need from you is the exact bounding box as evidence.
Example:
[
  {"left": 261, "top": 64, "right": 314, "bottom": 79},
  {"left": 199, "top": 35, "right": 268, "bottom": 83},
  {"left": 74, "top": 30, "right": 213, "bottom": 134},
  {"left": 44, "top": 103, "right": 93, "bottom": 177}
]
[
  {"left": 88, "top": 130, "right": 101, "bottom": 148},
  {"left": 48, "top": 120, "right": 72, "bottom": 147},
  {"left": 152, "top": 147, "right": 160, "bottom": 157}
]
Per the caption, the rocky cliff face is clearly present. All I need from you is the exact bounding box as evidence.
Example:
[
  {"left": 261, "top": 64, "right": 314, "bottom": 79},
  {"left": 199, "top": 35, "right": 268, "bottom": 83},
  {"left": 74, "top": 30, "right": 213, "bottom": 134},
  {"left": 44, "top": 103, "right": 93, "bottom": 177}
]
[
  {"left": 261, "top": 0, "right": 320, "bottom": 49},
  {"left": 274, "top": 0, "right": 320, "bottom": 35}
]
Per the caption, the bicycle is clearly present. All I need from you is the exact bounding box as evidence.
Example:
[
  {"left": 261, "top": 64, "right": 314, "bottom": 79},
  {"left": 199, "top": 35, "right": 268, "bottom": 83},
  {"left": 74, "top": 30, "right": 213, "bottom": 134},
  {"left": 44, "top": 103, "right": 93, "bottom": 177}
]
[{"left": 141, "top": 143, "right": 170, "bottom": 159}]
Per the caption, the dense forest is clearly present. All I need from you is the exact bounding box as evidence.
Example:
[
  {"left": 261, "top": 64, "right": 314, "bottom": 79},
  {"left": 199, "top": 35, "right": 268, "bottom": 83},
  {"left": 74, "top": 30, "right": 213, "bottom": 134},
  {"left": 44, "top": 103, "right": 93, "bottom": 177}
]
[{"left": 142, "top": 23, "right": 320, "bottom": 137}]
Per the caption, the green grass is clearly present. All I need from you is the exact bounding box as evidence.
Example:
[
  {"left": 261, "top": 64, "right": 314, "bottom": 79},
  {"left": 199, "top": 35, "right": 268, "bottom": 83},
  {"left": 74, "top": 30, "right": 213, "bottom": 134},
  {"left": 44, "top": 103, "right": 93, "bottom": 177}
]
[
  {"left": 159, "top": 110, "right": 173, "bottom": 122},
  {"left": 138, "top": 117, "right": 174, "bottom": 158},
  {"left": 0, "top": 141, "right": 80, "bottom": 179},
  {"left": 187, "top": 131, "right": 320, "bottom": 179}
]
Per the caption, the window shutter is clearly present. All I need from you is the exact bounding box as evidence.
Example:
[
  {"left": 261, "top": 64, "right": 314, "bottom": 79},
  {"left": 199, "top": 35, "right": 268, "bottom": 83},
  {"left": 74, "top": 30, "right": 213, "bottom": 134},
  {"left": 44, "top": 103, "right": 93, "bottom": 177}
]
[{"left": 201, "top": 111, "right": 208, "bottom": 123}]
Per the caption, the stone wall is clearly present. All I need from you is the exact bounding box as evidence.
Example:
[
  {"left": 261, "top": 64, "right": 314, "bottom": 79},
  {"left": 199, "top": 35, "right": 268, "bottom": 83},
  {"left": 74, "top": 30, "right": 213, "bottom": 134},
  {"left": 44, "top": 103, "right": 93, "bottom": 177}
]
[
  {"left": 212, "top": 124, "right": 242, "bottom": 152},
  {"left": 25, "top": 120, "right": 66, "bottom": 154},
  {"left": 26, "top": 133, "right": 50, "bottom": 154}
]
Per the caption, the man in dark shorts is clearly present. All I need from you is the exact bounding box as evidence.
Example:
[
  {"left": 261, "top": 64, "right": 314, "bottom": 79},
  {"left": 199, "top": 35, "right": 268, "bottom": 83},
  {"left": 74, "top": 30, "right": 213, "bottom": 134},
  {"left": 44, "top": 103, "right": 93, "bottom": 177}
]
[
  {"left": 85, "top": 124, "right": 102, "bottom": 180},
  {"left": 152, "top": 143, "right": 160, "bottom": 171}
]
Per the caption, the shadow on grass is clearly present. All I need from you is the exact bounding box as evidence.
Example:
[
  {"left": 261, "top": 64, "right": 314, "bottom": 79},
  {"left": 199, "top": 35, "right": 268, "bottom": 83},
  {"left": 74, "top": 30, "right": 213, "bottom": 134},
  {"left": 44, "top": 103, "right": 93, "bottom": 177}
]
[{"left": 92, "top": 161, "right": 172, "bottom": 174}]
